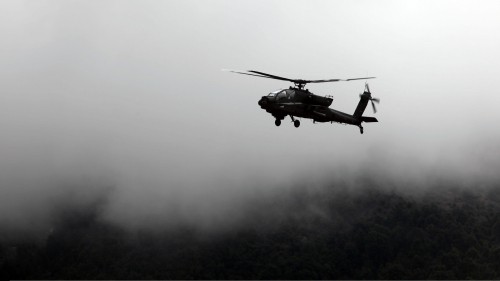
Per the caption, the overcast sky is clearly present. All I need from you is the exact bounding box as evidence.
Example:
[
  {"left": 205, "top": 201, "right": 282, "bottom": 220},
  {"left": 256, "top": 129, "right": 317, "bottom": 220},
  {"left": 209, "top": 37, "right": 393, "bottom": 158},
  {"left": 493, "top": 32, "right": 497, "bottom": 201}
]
[{"left": 1, "top": 0, "right": 500, "bottom": 232}]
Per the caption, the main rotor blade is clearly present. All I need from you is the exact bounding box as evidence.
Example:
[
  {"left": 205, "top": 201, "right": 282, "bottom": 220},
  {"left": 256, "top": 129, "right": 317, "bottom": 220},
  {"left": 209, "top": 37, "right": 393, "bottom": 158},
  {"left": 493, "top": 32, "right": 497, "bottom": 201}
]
[
  {"left": 249, "top": 70, "right": 345, "bottom": 85},
  {"left": 371, "top": 100, "right": 377, "bottom": 113},
  {"left": 371, "top": 98, "right": 380, "bottom": 103},
  {"left": 223, "top": 69, "right": 295, "bottom": 83},
  {"left": 307, "top": 79, "right": 343, "bottom": 83},
  {"left": 346, "top": 77, "right": 376, "bottom": 81},
  {"left": 223, "top": 69, "right": 283, "bottom": 80},
  {"left": 247, "top": 70, "right": 298, "bottom": 83},
  {"left": 224, "top": 69, "right": 376, "bottom": 85},
  {"left": 294, "top": 76, "right": 376, "bottom": 83}
]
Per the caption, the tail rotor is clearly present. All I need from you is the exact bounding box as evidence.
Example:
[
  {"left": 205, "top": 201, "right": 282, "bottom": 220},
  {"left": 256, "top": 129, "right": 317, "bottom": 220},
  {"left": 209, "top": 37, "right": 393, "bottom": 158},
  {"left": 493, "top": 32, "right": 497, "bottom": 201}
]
[{"left": 364, "top": 82, "right": 380, "bottom": 114}]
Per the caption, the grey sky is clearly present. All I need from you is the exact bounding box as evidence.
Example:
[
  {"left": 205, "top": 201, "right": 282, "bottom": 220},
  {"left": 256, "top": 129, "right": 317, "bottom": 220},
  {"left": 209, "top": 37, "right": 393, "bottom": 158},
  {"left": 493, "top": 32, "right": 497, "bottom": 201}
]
[{"left": 1, "top": 0, "right": 500, "bottom": 232}]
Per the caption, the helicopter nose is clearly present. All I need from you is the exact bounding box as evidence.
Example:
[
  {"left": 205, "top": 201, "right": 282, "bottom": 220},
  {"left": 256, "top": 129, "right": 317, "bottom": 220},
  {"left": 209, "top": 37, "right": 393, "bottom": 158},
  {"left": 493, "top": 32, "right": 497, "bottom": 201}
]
[{"left": 258, "top": 97, "right": 268, "bottom": 107}]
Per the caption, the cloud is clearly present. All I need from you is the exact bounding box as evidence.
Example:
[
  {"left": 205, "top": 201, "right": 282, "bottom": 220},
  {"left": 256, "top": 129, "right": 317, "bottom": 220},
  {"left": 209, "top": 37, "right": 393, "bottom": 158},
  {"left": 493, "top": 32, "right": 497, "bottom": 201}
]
[{"left": 1, "top": 0, "right": 500, "bottom": 241}]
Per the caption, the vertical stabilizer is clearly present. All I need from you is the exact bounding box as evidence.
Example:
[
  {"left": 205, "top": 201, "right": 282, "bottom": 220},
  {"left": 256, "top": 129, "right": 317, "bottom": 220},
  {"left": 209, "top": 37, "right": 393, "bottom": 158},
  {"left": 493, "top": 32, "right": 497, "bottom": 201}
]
[
  {"left": 353, "top": 92, "right": 370, "bottom": 119},
  {"left": 354, "top": 83, "right": 379, "bottom": 119}
]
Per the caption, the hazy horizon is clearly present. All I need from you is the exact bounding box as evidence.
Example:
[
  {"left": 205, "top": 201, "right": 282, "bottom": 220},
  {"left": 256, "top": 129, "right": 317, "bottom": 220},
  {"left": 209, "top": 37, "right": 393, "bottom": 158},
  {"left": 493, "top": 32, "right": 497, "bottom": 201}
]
[{"left": 1, "top": 0, "right": 500, "bottom": 238}]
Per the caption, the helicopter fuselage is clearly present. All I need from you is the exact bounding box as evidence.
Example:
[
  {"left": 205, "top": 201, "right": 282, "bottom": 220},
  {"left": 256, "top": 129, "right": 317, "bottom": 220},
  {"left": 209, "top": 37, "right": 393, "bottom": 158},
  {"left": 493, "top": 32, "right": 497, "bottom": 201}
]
[{"left": 258, "top": 87, "right": 363, "bottom": 126}]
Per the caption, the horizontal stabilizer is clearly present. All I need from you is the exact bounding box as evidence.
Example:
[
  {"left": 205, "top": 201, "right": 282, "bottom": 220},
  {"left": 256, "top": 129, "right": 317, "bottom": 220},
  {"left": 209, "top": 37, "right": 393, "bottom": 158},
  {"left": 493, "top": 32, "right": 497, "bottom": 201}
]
[{"left": 361, "top": 117, "right": 378, "bottom": 123}]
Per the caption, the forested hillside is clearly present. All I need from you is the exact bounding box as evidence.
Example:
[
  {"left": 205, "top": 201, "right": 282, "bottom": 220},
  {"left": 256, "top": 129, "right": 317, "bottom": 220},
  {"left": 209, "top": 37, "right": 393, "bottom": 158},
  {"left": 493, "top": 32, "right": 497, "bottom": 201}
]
[{"left": 2, "top": 185, "right": 500, "bottom": 279}]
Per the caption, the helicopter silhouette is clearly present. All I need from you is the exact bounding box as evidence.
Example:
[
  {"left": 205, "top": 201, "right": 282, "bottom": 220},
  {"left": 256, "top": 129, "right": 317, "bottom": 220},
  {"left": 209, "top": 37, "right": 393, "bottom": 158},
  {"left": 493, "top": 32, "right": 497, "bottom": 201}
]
[{"left": 225, "top": 70, "right": 379, "bottom": 134}]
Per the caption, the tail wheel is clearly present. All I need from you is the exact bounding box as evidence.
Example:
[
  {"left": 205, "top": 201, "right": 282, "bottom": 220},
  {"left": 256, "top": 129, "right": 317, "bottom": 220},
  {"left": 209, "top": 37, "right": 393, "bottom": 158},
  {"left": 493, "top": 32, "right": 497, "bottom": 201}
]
[{"left": 275, "top": 119, "right": 281, "bottom": 126}]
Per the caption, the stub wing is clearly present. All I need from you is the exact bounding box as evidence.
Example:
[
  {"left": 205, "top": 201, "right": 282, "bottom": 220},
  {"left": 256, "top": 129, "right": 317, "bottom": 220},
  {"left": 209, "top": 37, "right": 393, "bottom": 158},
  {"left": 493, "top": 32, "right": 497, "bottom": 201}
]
[{"left": 361, "top": 116, "right": 378, "bottom": 123}]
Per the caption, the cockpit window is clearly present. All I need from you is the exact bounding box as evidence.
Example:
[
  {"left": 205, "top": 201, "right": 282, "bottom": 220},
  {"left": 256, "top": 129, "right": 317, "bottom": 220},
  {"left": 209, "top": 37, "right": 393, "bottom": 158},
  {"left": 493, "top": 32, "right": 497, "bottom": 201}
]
[
  {"left": 276, "top": 90, "right": 287, "bottom": 100},
  {"left": 268, "top": 89, "right": 282, "bottom": 97}
]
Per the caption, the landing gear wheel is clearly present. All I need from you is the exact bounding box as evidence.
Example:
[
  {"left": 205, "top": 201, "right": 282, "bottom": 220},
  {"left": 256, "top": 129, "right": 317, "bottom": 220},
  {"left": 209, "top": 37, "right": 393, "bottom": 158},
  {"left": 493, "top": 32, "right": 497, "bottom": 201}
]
[
  {"left": 360, "top": 126, "right": 364, "bottom": 134},
  {"left": 275, "top": 119, "right": 281, "bottom": 127},
  {"left": 294, "top": 120, "right": 300, "bottom": 128}
]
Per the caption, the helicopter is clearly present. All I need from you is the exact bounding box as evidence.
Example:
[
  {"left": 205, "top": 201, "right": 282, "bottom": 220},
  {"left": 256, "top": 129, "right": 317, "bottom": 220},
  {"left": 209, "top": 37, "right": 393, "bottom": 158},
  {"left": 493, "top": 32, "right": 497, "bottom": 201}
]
[{"left": 225, "top": 70, "right": 380, "bottom": 134}]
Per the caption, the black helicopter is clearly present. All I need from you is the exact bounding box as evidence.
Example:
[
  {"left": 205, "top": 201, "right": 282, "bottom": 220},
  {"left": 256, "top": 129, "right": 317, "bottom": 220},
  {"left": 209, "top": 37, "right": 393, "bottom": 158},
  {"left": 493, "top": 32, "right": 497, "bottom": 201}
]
[{"left": 226, "top": 70, "right": 380, "bottom": 134}]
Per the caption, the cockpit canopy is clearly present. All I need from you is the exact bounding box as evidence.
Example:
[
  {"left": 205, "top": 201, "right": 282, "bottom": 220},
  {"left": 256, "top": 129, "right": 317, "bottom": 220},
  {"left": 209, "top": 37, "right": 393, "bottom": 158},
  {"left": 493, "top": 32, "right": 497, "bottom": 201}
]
[
  {"left": 267, "top": 89, "right": 282, "bottom": 97},
  {"left": 268, "top": 89, "right": 295, "bottom": 100}
]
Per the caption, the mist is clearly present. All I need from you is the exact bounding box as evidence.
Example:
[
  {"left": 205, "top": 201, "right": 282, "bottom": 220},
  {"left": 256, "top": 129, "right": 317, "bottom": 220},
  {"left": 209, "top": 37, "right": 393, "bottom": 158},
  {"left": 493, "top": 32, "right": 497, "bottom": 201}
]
[{"left": 1, "top": 0, "right": 500, "bottom": 244}]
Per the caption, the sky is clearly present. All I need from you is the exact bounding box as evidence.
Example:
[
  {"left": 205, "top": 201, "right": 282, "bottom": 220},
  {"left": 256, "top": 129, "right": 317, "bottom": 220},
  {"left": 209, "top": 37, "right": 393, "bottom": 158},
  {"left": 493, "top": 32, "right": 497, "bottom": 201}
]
[{"left": 1, "top": 0, "right": 500, "bottom": 234}]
